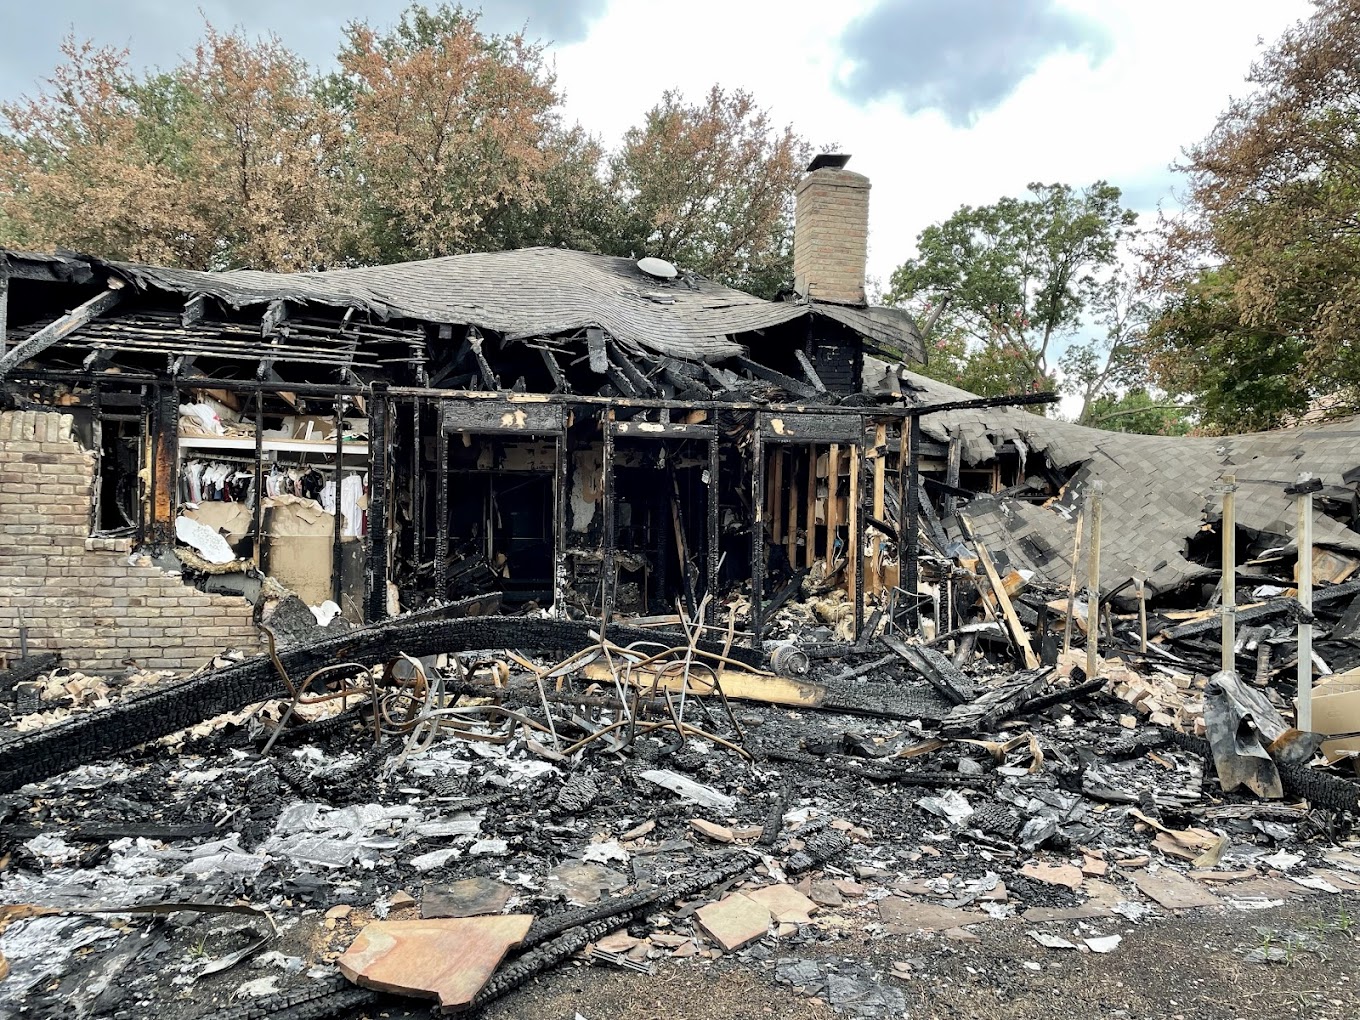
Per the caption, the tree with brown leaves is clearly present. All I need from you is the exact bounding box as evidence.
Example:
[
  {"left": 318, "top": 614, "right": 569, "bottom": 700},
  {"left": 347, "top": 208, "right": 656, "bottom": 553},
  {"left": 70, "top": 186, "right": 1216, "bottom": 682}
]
[{"left": 609, "top": 86, "right": 811, "bottom": 297}]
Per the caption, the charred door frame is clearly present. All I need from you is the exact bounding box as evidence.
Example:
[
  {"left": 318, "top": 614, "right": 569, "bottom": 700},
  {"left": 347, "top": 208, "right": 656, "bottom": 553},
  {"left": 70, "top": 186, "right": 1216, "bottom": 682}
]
[
  {"left": 753, "top": 412, "right": 863, "bottom": 643},
  {"left": 602, "top": 418, "right": 717, "bottom": 624},
  {"left": 437, "top": 397, "right": 567, "bottom": 613}
]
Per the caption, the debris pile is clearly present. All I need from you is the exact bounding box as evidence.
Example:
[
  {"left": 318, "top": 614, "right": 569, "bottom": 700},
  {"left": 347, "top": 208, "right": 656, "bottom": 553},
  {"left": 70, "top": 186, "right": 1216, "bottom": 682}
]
[{"left": 1, "top": 602, "right": 1357, "bottom": 1019}]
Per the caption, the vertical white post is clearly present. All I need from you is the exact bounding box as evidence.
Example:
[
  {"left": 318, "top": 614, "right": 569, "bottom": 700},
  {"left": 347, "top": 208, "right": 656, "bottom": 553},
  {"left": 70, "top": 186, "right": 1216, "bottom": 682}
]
[
  {"left": 1296, "top": 473, "right": 1315, "bottom": 730},
  {"left": 1221, "top": 473, "right": 1236, "bottom": 676},
  {"left": 1086, "top": 481, "right": 1104, "bottom": 680}
]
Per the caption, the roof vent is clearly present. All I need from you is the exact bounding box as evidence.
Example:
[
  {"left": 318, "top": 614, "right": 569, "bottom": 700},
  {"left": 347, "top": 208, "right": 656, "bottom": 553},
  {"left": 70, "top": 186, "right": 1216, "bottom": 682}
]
[{"left": 637, "top": 256, "right": 678, "bottom": 280}]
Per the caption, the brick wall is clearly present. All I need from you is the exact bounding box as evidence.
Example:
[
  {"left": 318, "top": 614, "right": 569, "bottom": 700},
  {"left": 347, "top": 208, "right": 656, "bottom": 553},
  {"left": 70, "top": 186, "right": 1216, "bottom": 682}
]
[
  {"left": 0, "top": 409, "right": 261, "bottom": 673},
  {"left": 793, "top": 168, "right": 870, "bottom": 306}
]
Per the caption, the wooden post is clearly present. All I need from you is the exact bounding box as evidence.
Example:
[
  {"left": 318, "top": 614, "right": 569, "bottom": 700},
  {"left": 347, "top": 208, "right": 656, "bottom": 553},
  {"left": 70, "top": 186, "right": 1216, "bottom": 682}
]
[
  {"left": 1062, "top": 511, "right": 1085, "bottom": 655},
  {"left": 365, "top": 384, "right": 389, "bottom": 622},
  {"left": 332, "top": 394, "right": 346, "bottom": 606},
  {"left": 602, "top": 418, "right": 616, "bottom": 622},
  {"left": 904, "top": 416, "right": 922, "bottom": 632},
  {"left": 777, "top": 451, "right": 788, "bottom": 546},
  {"left": 976, "top": 538, "right": 1039, "bottom": 669},
  {"left": 825, "top": 444, "right": 840, "bottom": 571},
  {"left": 0, "top": 256, "right": 8, "bottom": 356},
  {"left": 847, "top": 442, "right": 860, "bottom": 613},
  {"left": 706, "top": 434, "right": 720, "bottom": 625},
  {"left": 871, "top": 421, "right": 887, "bottom": 594},
  {"left": 1221, "top": 472, "right": 1237, "bottom": 676},
  {"left": 1086, "top": 480, "right": 1104, "bottom": 679},
  {"left": 552, "top": 431, "right": 567, "bottom": 618},
  {"left": 1295, "top": 473, "right": 1315, "bottom": 730},
  {"left": 942, "top": 435, "right": 961, "bottom": 516},
  {"left": 805, "top": 444, "right": 818, "bottom": 569},
  {"left": 786, "top": 456, "right": 799, "bottom": 567},
  {"left": 1135, "top": 577, "right": 1148, "bottom": 654},
  {"left": 751, "top": 423, "right": 765, "bottom": 645}
]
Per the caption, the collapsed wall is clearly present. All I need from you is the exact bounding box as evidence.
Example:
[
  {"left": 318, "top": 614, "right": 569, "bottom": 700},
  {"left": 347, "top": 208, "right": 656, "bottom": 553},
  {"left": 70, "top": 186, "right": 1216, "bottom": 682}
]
[{"left": 0, "top": 410, "right": 261, "bottom": 672}]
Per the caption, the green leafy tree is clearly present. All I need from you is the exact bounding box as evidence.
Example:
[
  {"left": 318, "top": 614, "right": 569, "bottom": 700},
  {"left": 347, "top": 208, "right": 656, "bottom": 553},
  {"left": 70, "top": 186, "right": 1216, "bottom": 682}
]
[
  {"left": 888, "top": 182, "right": 1137, "bottom": 402},
  {"left": 1144, "top": 266, "right": 1309, "bottom": 433},
  {"left": 1147, "top": 0, "right": 1360, "bottom": 426},
  {"left": 1083, "top": 388, "right": 1191, "bottom": 435}
]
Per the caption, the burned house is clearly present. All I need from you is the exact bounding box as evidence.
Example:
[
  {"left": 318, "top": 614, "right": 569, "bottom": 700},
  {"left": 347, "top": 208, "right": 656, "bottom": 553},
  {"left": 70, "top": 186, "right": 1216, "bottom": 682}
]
[
  {"left": 0, "top": 157, "right": 1053, "bottom": 673},
  {"left": 5, "top": 162, "right": 1360, "bottom": 1020}
]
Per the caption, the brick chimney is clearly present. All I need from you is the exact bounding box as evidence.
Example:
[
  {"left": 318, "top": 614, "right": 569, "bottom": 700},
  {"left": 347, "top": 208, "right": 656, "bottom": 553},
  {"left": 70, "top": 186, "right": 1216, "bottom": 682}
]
[{"left": 793, "top": 154, "right": 869, "bottom": 306}]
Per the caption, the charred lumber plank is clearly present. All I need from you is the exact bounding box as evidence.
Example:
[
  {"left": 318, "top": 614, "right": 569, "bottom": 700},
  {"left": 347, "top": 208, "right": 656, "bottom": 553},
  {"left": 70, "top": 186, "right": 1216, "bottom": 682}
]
[
  {"left": 0, "top": 285, "right": 124, "bottom": 378},
  {"left": 181, "top": 294, "right": 207, "bottom": 327},
  {"left": 468, "top": 335, "right": 501, "bottom": 390},
  {"left": 608, "top": 341, "right": 656, "bottom": 396},
  {"left": 939, "top": 667, "right": 1052, "bottom": 735},
  {"left": 540, "top": 347, "right": 571, "bottom": 394},
  {"left": 881, "top": 633, "right": 973, "bottom": 704},
  {"left": 1, "top": 258, "right": 9, "bottom": 354},
  {"left": 587, "top": 327, "right": 609, "bottom": 374},
  {"left": 734, "top": 355, "right": 820, "bottom": 399},
  {"left": 1164, "top": 578, "right": 1360, "bottom": 641},
  {"left": 794, "top": 348, "right": 827, "bottom": 392},
  {"left": 0, "top": 652, "right": 58, "bottom": 694}
]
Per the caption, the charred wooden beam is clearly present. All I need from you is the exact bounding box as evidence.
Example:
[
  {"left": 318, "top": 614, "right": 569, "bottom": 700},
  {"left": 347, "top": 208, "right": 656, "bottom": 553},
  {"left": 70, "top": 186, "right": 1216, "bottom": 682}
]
[
  {"left": 468, "top": 334, "right": 501, "bottom": 390},
  {"left": 706, "top": 434, "right": 720, "bottom": 624},
  {"left": 332, "top": 395, "right": 346, "bottom": 605},
  {"left": 608, "top": 341, "right": 656, "bottom": 396},
  {"left": 587, "top": 327, "right": 609, "bottom": 374},
  {"left": 260, "top": 299, "right": 288, "bottom": 338},
  {"left": 540, "top": 347, "right": 571, "bottom": 393},
  {"left": 366, "top": 384, "right": 390, "bottom": 622},
  {"left": 434, "top": 423, "right": 450, "bottom": 600},
  {"left": 794, "top": 348, "right": 827, "bottom": 392},
  {"left": 0, "top": 284, "right": 125, "bottom": 378},
  {"left": 181, "top": 294, "right": 207, "bottom": 328},
  {"left": 0, "top": 256, "right": 8, "bottom": 355},
  {"left": 751, "top": 422, "right": 765, "bottom": 646},
  {"left": 905, "top": 415, "right": 922, "bottom": 631},
  {"left": 149, "top": 383, "right": 178, "bottom": 544},
  {"left": 734, "top": 355, "right": 820, "bottom": 399}
]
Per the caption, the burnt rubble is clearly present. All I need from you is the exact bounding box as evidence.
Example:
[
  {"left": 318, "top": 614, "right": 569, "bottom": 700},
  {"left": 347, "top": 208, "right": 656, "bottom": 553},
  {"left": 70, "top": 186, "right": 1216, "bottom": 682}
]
[{"left": 0, "top": 588, "right": 1358, "bottom": 1019}]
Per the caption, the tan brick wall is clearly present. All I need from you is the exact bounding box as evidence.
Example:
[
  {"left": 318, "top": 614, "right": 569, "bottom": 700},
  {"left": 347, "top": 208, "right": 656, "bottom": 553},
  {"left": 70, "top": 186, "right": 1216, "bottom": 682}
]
[
  {"left": 793, "top": 169, "right": 871, "bottom": 305},
  {"left": 0, "top": 410, "right": 261, "bottom": 673}
]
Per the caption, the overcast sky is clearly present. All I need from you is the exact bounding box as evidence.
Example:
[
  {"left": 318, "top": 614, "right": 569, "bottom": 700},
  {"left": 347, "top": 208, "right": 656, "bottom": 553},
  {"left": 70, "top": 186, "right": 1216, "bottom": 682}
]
[{"left": 0, "top": 0, "right": 1312, "bottom": 287}]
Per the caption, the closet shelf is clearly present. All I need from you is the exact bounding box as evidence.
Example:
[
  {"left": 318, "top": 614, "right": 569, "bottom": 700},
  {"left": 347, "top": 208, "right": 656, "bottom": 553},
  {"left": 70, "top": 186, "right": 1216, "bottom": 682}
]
[{"left": 180, "top": 436, "right": 370, "bottom": 456}]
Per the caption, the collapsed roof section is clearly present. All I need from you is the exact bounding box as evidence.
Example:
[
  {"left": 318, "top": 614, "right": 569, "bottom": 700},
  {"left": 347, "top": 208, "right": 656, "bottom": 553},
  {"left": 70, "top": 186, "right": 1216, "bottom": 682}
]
[
  {"left": 0, "top": 248, "right": 924, "bottom": 393},
  {"left": 879, "top": 364, "right": 1360, "bottom": 594}
]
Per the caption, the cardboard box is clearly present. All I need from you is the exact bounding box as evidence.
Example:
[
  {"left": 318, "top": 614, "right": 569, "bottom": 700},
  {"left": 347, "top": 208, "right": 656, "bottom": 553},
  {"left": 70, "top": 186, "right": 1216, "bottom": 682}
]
[{"left": 1308, "top": 668, "right": 1360, "bottom": 773}]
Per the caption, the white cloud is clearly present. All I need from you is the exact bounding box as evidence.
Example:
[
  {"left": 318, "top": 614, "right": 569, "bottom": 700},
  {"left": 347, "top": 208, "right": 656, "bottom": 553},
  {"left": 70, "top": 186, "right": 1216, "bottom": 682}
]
[{"left": 556, "top": 0, "right": 1311, "bottom": 282}]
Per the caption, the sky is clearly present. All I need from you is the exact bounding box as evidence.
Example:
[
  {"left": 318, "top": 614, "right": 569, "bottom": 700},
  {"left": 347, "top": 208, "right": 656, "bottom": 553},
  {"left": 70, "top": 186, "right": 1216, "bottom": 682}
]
[{"left": 0, "top": 0, "right": 1314, "bottom": 289}]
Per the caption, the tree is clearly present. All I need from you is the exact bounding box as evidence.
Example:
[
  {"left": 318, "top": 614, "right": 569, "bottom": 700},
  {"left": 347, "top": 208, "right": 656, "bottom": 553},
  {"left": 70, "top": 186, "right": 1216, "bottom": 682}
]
[
  {"left": 609, "top": 86, "right": 812, "bottom": 297},
  {"left": 1144, "top": 266, "right": 1309, "bottom": 433},
  {"left": 888, "top": 182, "right": 1137, "bottom": 406},
  {"left": 331, "top": 4, "right": 582, "bottom": 261},
  {"left": 0, "top": 29, "right": 354, "bottom": 272},
  {"left": 180, "top": 27, "right": 355, "bottom": 271},
  {"left": 1147, "top": 0, "right": 1360, "bottom": 427},
  {"left": 0, "top": 37, "right": 216, "bottom": 266}
]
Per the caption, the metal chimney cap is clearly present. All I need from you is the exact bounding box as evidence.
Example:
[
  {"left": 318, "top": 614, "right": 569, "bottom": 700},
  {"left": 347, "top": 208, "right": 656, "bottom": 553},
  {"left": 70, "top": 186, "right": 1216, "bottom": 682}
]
[{"left": 807, "top": 153, "right": 851, "bottom": 172}]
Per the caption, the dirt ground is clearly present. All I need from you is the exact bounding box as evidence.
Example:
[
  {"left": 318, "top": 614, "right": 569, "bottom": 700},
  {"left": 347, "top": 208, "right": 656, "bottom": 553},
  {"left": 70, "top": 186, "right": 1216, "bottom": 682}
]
[{"left": 474, "top": 896, "right": 1360, "bottom": 1020}]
